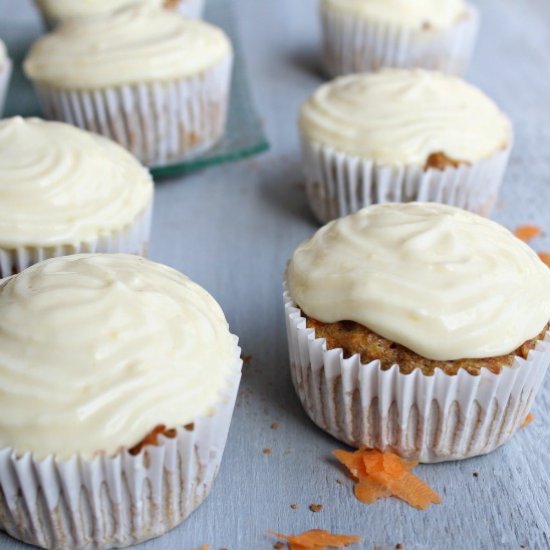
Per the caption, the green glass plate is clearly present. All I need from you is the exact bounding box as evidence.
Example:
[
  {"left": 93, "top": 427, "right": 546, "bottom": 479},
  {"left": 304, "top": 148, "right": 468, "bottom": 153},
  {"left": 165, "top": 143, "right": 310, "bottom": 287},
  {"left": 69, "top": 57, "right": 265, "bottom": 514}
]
[{"left": 1, "top": 0, "right": 269, "bottom": 178}]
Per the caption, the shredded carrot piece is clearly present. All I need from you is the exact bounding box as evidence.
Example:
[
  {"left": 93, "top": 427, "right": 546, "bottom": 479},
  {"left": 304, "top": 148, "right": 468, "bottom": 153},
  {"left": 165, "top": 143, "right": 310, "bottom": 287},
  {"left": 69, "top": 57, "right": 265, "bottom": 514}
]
[
  {"left": 514, "top": 225, "right": 542, "bottom": 242},
  {"left": 538, "top": 253, "right": 550, "bottom": 267},
  {"left": 195, "top": 546, "right": 209, "bottom": 550},
  {"left": 269, "top": 530, "right": 361, "bottom": 549},
  {"left": 521, "top": 413, "right": 535, "bottom": 428},
  {"left": 354, "top": 476, "right": 391, "bottom": 504},
  {"left": 334, "top": 448, "right": 441, "bottom": 510}
]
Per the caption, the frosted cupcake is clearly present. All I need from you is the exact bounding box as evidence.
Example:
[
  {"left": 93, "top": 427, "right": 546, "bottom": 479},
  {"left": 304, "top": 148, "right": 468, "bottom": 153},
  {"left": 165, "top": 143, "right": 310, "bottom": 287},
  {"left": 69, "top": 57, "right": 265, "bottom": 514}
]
[
  {"left": 0, "top": 40, "right": 12, "bottom": 117},
  {"left": 24, "top": 1, "right": 232, "bottom": 167},
  {"left": 34, "top": 0, "right": 204, "bottom": 28},
  {"left": 284, "top": 203, "right": 550, "bottom": 463},
  {"left": 321, "top": 0, "right": 479, "bottom": 77},
  {"left": 299, "top": 69, "right": 512, "bottom": 223},
  {"left": 0, "top": 117, "right": 153, "bottom": 277},
  {"left": 0, "top": 253, "right": 242, "bottom": 549}
]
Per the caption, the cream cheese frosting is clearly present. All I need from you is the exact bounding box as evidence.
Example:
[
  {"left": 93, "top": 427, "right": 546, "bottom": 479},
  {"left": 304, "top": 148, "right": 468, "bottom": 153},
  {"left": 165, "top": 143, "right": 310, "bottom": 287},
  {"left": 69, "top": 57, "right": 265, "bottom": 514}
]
[
  {"left": 34, "top": 0, "right": 140, "bottom": 20},
  {"left": 321, "top": 0, "right": 468, "bottom": 30},
  {"left": 299, "top": 69, "right": 512, "bottom": 166},
  {"left": 0, "top": 254, "right": 238, "bottom": 459},
  {"left": 24, "top": 1, "right": 231, "bottom": 88},
  {"left": 287, "top": 203, "right": 550, "bottom": 361},
  {"left": 0, "top": 117, "right": 153, "bottom": 248}
]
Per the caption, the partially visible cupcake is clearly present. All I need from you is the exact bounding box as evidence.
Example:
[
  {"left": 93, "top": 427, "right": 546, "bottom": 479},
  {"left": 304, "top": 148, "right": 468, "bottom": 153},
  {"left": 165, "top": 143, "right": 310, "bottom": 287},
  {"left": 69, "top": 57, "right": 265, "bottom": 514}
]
[
  {"left": 299, "top": 69, "right": 512, "bottom": 223},
  {"left": 24, "top": 1, "right": 232, "bottom": 167},
  {"left": 320, "top": 0, "right": 479, "bottom": 77},
  {"left": 284, "top": 203, "right": 550, "bottom": 462},
  {"left": 0, "top": 40, "right": 12, "bottom": 117},
  {"left": 0, "top": 117, "right": 153, "bottom": 277},
  {"left": 0, "top": 253, "right": 242, "bottom": 549},
  {"left": 34, "top": 0, "right": 204, "bottom": 28}
]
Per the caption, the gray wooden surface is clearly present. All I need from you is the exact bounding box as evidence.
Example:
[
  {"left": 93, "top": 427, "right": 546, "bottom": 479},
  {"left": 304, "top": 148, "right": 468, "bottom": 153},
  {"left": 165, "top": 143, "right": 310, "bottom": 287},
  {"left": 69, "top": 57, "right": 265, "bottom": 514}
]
[{"left": 1, "top": 0, "right": 550, "bottom": 548}]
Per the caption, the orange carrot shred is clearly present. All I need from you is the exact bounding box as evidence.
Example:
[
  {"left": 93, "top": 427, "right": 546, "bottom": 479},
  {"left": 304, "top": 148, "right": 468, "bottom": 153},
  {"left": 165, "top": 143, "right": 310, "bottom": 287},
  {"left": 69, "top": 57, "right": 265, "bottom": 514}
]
[
  {"left": 195, "top": 546, "right": 209, "bottom": 550},
  {"left": 333, "top": 448, "right": 441, "bottom": 510},
  {"left": 521, "top": 413, "right": 535, "bottom": 428},
  {"left": 514, "top": 225, "right": 542, "bottom": 242},
  {"left": 354, "top": 476, "right": 391, "bottom": 504},
  {"left": 332, "top": 449, "right": 367, "bottom": 480},
  {"left": 268, "top": 529, "right": 361, "bottom": 549},
  {"left": 538, "top": 253, "right": 550, "bottom": 267}
]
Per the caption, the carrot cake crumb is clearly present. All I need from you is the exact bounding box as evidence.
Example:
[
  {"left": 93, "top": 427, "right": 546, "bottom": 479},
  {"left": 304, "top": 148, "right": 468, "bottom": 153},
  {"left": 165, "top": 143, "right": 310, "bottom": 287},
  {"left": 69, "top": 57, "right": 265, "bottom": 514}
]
[
  {"left": 271, "top": 422, "right": 279, "bottom": 430},
  {"left": 514, "top": 225, "right": 542, "bottom": 242},
  {"left": 268, "top": 529, "right": 361, "bottom": 549},
  {"left": 242, "top": 354, "right": 253, "bottom": 363},
  {"left": 263, "top": 448, "right": 272, "bottom": 455},
  {"left": 290, "top": 503, "right": 298, "bottom": 510},
  {"left": 333, "top": 448, "right": 441, "bottom": 510},
  {"left": 473, "top": 472, "right": 479, "bottom": 478},
  {"left": 396, "top": 545, "right": 404, "bottom": 549},
  {"left": 336, "top": 478, "right": 343, "bottom": 485},
  {"left": 309, "top": 503, "right": 323, "bottom": 513},
  {"left": 274, "top": 543, "right": 285, "bottom": 550}
]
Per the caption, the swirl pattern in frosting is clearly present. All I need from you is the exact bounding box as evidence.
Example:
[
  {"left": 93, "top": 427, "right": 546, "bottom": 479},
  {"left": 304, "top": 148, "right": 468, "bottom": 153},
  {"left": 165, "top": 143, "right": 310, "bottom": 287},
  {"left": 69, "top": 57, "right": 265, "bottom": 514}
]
[
  {"left": 0, "top": 254, "right": 239, "bottom": 459},
  {"left": 0, "top": 117, "right": 153, "bottom": 248},
  {"left": 299, "top": 69, "right": 512, "bottom": 166},
  {"left": 24, "top": 1, "right": 232, "bottom": 88},
  {"left": 287, "top": 203, "right": 550, "bottom": 361},
  {"left": 321, "top": 0, "right": 468, "bottom": 30},
  {"left": 34, "top": 0, "right": 142, "bottom": 20}
]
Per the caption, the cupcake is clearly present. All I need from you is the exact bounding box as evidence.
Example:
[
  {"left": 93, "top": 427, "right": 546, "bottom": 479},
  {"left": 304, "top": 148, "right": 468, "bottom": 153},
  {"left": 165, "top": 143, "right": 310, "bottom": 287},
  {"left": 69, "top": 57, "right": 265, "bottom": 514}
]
[
  {"left": 299, "top": 69, "right": 512, "bottom": 223},
  {"left": 34, "top": 0, "right": 204, "bottom": 28},
  {"left": 0, "top": 253, "right": 242, "bottom": 549},
  {"left": 0, "top": 40, "right": 12, "bottom": 117},
  {"left": 320, "top": 0, "right": 479, "bottom": 77},
  {"left": 0, "top": 117, "right": 153, "bottom": 277},
  {"left": 284, "top": 203, "right": 550, "bottom": 463},
  {"left": 24, "top": 1, "right": 232, "bottom": 167}
]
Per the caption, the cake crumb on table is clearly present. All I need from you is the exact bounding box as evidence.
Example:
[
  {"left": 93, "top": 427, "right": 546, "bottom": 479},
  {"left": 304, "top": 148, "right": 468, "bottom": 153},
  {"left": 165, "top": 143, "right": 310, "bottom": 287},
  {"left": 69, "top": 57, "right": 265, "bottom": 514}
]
[
  {"left": 290, "top": 503, "right": 298, "bottom": 510},
  {"left": 309, "top": 503, "right": 323, "bottom": 512},
  {"left": 263, "top": 448, "right": 272, "bottom": 454},
  {"left": 473, "top": 472, "right": 479, "bottom": 478},
  {"left": 271, "top": 422, "right": 279, "bottom": 430}
]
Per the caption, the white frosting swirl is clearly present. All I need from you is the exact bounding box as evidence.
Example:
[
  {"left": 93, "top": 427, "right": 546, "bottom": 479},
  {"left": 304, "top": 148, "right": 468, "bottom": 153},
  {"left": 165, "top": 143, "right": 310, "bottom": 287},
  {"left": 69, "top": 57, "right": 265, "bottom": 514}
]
[
  {"left": 321, "top": 0, "right": 468, "bottom": 30},
  {"left": 300, "top": 69, "right": 512, "bottom": 166},
  {"left": 35, "top": 0, "right": 197, "bottom": 21},
  {"left": 24, "top": 2, "right": 231, "bottom": 88},
  {"left": 0, "top": 254, "right": 238, "bottom": 459},
  {"left": 0, "top": 118, "right": 152, "bottom": 248},
  {"left": 287, "top": 203, "right": 550, "bottom": 361}
]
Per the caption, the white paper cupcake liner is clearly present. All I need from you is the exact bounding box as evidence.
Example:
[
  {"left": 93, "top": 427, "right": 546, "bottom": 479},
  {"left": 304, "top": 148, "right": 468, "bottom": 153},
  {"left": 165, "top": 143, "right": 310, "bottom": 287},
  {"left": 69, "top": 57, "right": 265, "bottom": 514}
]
[
  {"left": 301, "top": 138, "right": 512, "bottom": 224},
  {"left": 284, "top": 289, "right": 550, "bottom": 463},
  {"left": 0, "top": 201, "right": 153, "bottom": 279},
  {"left": 32, "top": 55, "right": 233, "bottom": 168},
  {"left": 0, "top": 58, "right": 12, "bottom": 117},
  {"left": 321, "top": 3, "right": 479, "bottom": 77},
  {"left": 168, "top": 0, "right": 205, "bottom": 19},
  {"left": 0, "top": 337, "right": 242, "bottom": 550}
]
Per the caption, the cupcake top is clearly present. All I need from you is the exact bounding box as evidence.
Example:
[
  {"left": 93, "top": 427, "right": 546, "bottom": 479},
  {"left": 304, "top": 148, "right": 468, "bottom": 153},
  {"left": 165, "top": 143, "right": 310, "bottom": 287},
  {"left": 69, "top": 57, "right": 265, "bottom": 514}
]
[
  {"left": 287, "top": 203, "right": 550, "bottom": 361},
  {"left": 320, "top": 0, "right": 468, "bottom": 31},
  {"left": 35, "top": 0, "right": 195, "bottom": 22},
  {"left": 0, "top": 117, "right": 152, "bottom": 248},
  {"left": 0, "top": 254, "right": 238, "bottom": 459},
  {"left": 24, "top": 1, "right": 231, "bottom": 89},
  {"left": 299, "top": 69, "right": 511, "bottom": 166}
]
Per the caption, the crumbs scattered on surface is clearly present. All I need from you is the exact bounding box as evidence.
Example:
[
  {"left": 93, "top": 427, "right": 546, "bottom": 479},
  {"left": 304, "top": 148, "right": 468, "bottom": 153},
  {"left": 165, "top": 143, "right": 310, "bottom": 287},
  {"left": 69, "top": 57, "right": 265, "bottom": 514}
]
[
  {"left": 309, "top": 503, "right": 323, "bottom": 513},
  {"left": 473, "top": 472, "right": 479, "bottom": 478},
  {"left": 333, "top": 448, "right": 441, "bottom": 510},
  {"left": 271, "top": 422, "right": 279, "bottom": 430},
  {"left": 521, "top": 413, "right": 535, "bottom": 429},
  {"left": 268, "top": 529, "right": 361, "bottom": 549},
  {"left": 538, "top": 252, "right": 550, "bottom": 267},
  {"left": 290, "top": 503, "right": 298, "bottom": 510},
  {"left": 263, "top": 448, "right": 272, "bottom": 455},
  {"left": 514, "top": 225, "right": 543, "bottom": 242},
  {"left": 395, "top": 544, "right": 404, "bottom": 549}
]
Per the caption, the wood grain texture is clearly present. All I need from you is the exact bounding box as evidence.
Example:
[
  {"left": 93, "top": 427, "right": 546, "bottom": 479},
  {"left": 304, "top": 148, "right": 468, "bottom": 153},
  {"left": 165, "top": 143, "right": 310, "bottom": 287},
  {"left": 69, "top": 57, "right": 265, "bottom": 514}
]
[{"left": 1, "top": 0, "right": 550, "bottom": 548}]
